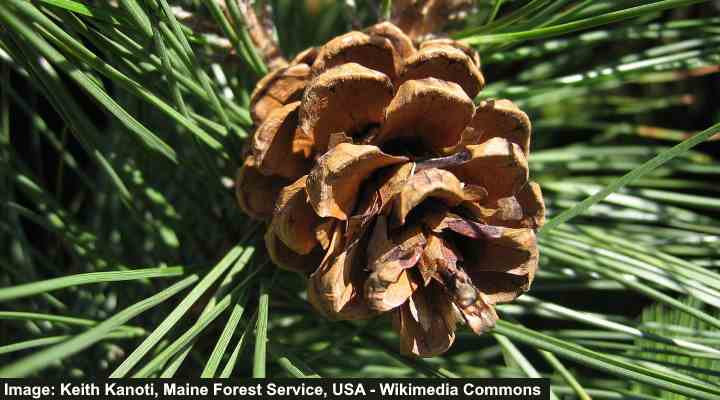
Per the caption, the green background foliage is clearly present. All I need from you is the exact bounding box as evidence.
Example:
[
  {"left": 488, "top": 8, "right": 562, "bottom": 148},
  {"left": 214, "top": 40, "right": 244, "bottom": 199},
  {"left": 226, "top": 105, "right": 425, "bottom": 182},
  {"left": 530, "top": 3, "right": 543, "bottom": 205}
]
[{"left": 1, "top": 1, "right": 719, "bottom": 398}]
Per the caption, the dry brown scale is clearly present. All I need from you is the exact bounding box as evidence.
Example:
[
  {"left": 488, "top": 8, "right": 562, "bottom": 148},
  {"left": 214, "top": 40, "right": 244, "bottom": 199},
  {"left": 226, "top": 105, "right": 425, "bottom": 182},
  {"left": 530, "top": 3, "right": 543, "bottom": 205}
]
[{"left": 235, "top": 11, "right": 545, "bottom": 357}]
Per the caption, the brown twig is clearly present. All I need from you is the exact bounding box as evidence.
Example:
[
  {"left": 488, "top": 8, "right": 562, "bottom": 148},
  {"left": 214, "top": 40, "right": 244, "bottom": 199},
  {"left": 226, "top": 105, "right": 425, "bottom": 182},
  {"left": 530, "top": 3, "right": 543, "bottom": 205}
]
[
  {"left": 391, "top": 0, "right": 476, "bottom": 41},
  {"left": 234, "top": 0, "right": 287, "bottom": 70}
]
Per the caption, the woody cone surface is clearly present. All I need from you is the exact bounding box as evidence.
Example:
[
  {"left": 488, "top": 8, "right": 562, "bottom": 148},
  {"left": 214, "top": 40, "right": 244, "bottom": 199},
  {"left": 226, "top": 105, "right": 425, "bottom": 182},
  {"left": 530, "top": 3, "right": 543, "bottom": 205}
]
[{"left": 236, "top": 20, "right": 545, "bottom": 357}]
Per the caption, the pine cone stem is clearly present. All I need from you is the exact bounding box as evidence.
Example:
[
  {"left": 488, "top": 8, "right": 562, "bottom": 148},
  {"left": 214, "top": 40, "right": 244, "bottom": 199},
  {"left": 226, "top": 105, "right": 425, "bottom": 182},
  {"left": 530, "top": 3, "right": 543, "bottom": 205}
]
[
  {"left": 235, "top": 0, "right": 287, "bottom": 71},
  {"left": 391, "top": 0, "right": 475, "bottom": 41}
]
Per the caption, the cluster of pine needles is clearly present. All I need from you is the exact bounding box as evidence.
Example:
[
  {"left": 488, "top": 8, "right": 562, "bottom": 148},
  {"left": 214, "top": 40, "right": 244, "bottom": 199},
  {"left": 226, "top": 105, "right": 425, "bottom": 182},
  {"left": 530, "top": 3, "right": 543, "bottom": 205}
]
[{"left": 1, "top": 1, "right": 719, "bottom": 398}]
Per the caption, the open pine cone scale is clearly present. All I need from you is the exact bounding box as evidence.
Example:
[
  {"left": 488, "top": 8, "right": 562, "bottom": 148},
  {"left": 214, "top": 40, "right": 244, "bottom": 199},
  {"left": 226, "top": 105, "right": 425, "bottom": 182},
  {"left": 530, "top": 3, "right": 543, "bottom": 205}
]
[{"left": 236, "top": 21, "right": 545, "bottom": 357}]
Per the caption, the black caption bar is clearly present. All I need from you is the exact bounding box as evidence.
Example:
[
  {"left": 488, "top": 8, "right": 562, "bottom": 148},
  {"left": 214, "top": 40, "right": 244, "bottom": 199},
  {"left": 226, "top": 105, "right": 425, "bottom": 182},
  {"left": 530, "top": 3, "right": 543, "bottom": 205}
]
[{"left": 1, "top": 379, "right": 549, "bottom": 400}]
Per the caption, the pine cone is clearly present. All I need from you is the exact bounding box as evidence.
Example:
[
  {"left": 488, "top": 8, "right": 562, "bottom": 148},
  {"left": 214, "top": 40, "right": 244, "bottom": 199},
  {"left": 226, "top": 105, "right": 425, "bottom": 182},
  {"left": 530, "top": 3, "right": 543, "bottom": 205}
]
[{"left": 236, "top": 21, "right": 545, "bottom": 357}]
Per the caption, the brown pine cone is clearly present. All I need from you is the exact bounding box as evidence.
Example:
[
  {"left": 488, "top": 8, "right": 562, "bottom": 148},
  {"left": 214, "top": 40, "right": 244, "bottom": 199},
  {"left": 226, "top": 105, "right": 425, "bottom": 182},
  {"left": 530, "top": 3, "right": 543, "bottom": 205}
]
[{"left": 236, "top": 21, "right": 545, "bottom": 357}]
